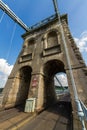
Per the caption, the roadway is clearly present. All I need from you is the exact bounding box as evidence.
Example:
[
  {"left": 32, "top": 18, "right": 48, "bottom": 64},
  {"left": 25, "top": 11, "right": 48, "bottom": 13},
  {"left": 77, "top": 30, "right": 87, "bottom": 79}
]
[{"left": 20, "top": 102, "right": 73, "bottom": 130}]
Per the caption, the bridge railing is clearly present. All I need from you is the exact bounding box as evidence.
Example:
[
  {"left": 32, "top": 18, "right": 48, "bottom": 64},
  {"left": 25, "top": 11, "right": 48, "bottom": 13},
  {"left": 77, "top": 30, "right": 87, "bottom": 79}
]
[{"left": 80, "top": 100, "right": 87, "bottom": 121}]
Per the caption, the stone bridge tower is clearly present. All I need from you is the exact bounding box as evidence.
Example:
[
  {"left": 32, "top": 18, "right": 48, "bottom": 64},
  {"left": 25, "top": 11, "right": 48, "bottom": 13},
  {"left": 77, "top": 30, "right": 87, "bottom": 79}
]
[{"left": 0, "top": 14, "right": 87, "bottom": 128}]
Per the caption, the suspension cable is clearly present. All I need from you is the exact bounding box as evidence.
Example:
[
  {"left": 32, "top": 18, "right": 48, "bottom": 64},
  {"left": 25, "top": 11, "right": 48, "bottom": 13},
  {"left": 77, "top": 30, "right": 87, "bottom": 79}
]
[
  {"left": 0, "top": 11, "right": 5, "bottom": 23},
  {"left": 52, "top": 0, "right": 86, "bottom": 130},
  {"left": 0, "top": 0, "right": 29, "bottom": 31},
  {"left": 3, "top": 23, "right": 16, "bottom": 79},
  {"left": 53, "top": 0, "right": 78, "bottom": 100},
  {"left": 54, "top": 75, "right": 65, "bottom": 90},
  {"left": 6, "top": 23, "right": 17, "bottom": 61}
]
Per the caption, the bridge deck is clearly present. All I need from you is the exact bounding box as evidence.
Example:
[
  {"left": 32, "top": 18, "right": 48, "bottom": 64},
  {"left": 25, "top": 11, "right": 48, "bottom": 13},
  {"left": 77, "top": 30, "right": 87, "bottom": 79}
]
[
  {"left": 0, "top": 106, "right": 35, "bottom": 130},
  {"left": 0, "top": 101, "right": 72, "bottom": 130},
  {"left": 20, "top": 102, "right": 73, "bottom": 130}
]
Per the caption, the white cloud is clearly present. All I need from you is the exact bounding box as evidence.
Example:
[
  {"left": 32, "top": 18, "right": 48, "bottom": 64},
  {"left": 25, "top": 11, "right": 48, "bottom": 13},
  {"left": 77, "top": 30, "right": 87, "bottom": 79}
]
[
  {"left": 0, "top": 59, "right": 13, "bottom": 88},
  {"left": 54, "top": 73, "right": 68, "bottom": 87},
  {"left": 74, "top": 31, "right": 87, "bottom": 52}
]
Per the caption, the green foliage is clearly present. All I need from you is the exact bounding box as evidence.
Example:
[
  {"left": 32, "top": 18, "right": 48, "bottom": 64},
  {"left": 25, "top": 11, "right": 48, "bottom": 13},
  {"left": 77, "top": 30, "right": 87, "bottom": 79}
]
[
  {"left": 0, "top": 88, "right": 3, "bottom": 93},
  {"left": 55, "top": 85, "right": 68, "bottom": 90}
]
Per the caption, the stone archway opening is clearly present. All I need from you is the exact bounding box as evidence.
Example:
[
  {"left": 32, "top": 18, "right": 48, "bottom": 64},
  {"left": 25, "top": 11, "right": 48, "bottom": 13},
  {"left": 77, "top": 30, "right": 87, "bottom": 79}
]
[
  {"left": 16, "top": 66, "right": 32, "bottom": 107},
  {"left": 54, "top": 72, "right": 70, "bottom": 100},
  {"left": 44, "top": 60, "right": 65, "bottom": 106},
  {"left": 44, "top": 60, "right": 66, "bottom": 107}
]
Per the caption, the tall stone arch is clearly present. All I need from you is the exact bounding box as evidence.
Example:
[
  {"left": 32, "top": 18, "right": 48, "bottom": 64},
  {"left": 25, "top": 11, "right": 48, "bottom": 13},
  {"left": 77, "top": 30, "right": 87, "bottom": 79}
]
[
  {"left": 43, "top": 59, "right": 65, "bottom": 106},
  {"left": 1, "top": 65, "right": 32, "bottom": 109}
]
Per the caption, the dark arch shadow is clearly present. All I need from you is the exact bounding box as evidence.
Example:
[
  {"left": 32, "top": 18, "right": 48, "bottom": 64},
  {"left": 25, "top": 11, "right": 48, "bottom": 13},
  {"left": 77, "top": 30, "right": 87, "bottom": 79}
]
[
  {"left": 15, "top": 66, "right": 32, "bottom": 111},
  {"left": 43, "top": 59, "right": 73, "bottom": 130}
]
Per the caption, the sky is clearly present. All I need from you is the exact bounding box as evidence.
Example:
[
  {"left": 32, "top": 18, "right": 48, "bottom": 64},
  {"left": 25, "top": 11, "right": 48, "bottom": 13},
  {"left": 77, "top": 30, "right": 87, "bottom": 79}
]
[{"left": 0, "top": 0, "right": 87, "bottom": 88}]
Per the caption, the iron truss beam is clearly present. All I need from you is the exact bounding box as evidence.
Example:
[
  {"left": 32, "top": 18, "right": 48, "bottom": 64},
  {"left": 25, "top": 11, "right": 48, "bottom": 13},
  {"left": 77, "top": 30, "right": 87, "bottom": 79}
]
[{"left": 0, "top": 0, "right": 30, "bottom": 31}]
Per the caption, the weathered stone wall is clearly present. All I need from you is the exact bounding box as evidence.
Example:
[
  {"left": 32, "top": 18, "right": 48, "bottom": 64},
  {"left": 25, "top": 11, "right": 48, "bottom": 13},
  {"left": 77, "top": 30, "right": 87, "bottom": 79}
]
[{"left": 0, "top": 14, "right": 87, "bottom": 130}]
